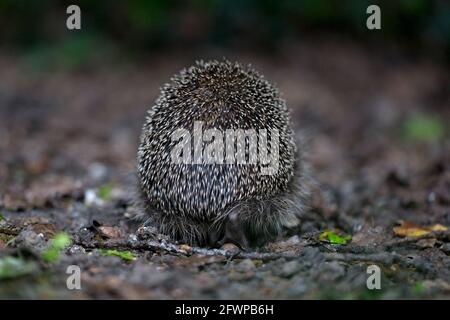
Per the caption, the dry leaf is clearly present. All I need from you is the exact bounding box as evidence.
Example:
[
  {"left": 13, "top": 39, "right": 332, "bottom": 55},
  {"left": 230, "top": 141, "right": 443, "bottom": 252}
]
[
  {"left": 98, "top": 226, "right": 124, "bottom": 239},
  {"left": 429, "top": 224, "right": 448, "bottom": 232},
  {"left": 179, "top": 244, "right": 192, "bottom": 253},
  {"left": 393, "top": 221, "right": 448, "bottom": 238}
]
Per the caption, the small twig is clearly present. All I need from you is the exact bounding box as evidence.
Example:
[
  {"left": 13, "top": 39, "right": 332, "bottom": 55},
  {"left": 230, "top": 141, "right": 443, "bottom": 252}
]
[
  {"left": 76, "top": 238, "right": 302, "bottom": 261},
  {"left": 75, "top": 231, "right": 449, "bottom": 266}
]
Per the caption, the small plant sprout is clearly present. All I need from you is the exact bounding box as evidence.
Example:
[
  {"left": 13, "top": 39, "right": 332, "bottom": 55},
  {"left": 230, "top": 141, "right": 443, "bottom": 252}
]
[{"left": 42, "top": 232, "right": 72, "bottom": 263}]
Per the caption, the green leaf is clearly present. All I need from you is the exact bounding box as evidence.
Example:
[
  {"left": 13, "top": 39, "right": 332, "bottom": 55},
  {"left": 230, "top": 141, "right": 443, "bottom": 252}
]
[
  {"left": 98, "top": 184, "right": 113, "bottom": 201},
  {"left": 42, "top": 232, "right": 72, "bottom": 263},
  {"left": 319, "top": 230, "right": 352, "bottom": 245},
  {"left": 0, "top": 257, "right": 37, "bottom": 279},
  {"left": 403, "top": 114, "right": 446, "bottom": 142},
  {"left": 0, "top": 213, "right": 4, "bottom": 221},
  {"left": 52, "top": 232, "right": 71, "bottom": 250},
  {"left": 100, "top": 249, "right": 136, "bottom": 262},
  {"left": 413, "top": 282, "right": 426, "bottom": 295}
]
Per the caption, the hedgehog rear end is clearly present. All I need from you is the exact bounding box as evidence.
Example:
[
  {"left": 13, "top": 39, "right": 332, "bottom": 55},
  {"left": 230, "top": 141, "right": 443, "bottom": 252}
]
[{"left": 137, "top": 60, "right": 309, "bottom": 248}]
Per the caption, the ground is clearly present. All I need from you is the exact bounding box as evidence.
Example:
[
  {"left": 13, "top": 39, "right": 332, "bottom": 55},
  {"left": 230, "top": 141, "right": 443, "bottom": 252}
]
[{"left": 0, "top": 38, "right": 449, "bottom": 299}]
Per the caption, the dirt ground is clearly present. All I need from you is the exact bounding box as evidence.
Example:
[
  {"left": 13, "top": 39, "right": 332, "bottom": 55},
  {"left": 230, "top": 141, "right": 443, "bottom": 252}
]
[{"left": 0, "top": 38, "right": 449, "bottom": 299}]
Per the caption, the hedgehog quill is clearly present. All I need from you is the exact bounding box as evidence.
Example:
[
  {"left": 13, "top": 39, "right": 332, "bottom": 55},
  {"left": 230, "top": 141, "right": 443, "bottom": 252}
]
[{"left": 137, "top": 60, "right": 309, "bottom": 249}]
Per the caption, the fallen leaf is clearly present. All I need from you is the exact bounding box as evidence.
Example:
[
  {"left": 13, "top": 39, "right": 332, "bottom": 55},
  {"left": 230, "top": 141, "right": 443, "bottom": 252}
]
[
  {"left": 393, "top": 221, "right": 448, "bottom": 238},
  {"left": 98, "top": 226, "right": 124, "bottom": 239},
  {"left": 21, "top": 216, "right": 58, "bottom": 237},
  {"left": 402, "top": 114, "right": 445, "bottom": 143},
  {"left": 98, "top": 184, "right": 113, "bottom": 201},
  {"left": 429, "top": 224, "right": 448, "bottom": 232},
  {"left": 30, "top": 222, "right": 57, "bottom": 238},
  {"left": 42, "top": 232, "right": 72, "bottom": 263},
  {"left": 319, "top": 230, "right": 352, "bottom": 245},
  {"left": 179, "top": 244, "right": 192, "bottom": 253},
  {"left": 100, "top": 249, "right": 136, "bottom": 262}
]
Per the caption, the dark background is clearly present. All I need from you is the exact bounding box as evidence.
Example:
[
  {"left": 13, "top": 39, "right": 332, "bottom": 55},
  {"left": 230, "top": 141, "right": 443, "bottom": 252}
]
[
  {"left": 0, "top": 0, "right": 449, "bottom": 299},
  {"left": 1, "top": 0, "right": 450, "bottom": 57}
]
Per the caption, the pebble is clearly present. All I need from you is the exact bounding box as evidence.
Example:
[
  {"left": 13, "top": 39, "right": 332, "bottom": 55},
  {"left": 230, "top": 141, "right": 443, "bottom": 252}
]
[
  {"left": 128, "top": 234, "right": 138, "bottom": 242},
  {"left": 136, "top": 226, "right": 159, "bottom": 240},
  {"left": 279, "top": 260, "right": 301, "bottom": 278},
  {"left": 236, "top": 259, "right": 255, "bottom": 273},
  {"left": 14, "top": 228, "right": 47, "bottom": 251},
  {"left": 286, "top": 235, "right": 300, "bottom": 244},
  {"left": 221, "top": 242, "right": 240, "bottom": 253},
  {"left": 69, "top": 245, "right": 86, "bottom": 255},
  {"left": 440, "top": 243, "right": 450, "bottom": 255},
  {"left": 84, "top": 189, "right": 104, "bottom": 207}
]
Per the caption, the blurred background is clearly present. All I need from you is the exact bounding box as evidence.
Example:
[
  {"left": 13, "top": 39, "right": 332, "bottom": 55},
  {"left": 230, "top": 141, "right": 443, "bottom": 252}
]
[
  {"left": 1, "top": 0, "right": 450, "bottom": 58},
  {"left": 0, "top": 0, "right": 448, "bottom": 203}
]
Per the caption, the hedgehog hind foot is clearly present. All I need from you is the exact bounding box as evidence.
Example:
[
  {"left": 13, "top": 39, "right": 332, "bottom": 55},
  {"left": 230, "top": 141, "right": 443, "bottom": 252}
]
[
  {"left": 213, "top": 191, "right": 306, "bottom": 250},
  {"left": 216, "top": 211, "right": 251, "bottom": 250},
  {"left": 212, "top": 204, "right": 283, "bottom": 250}
]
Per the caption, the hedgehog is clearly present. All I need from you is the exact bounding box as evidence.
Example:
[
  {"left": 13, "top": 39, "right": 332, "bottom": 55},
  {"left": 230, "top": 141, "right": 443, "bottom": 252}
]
[{"left": 137, "top": 60, "right": 309, "bottom": 249}]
